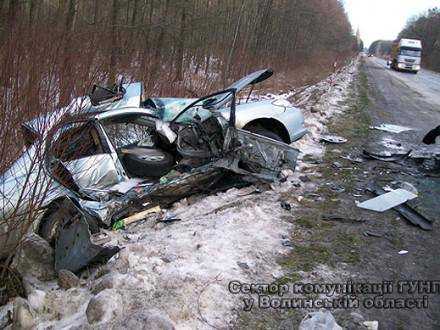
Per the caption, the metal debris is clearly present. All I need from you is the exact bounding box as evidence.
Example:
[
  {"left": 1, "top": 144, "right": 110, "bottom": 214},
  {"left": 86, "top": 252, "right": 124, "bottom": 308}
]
[
  {"left": 371, "top": 124, "right": 414, "bottom": 134},
  {"left": 356, "top": 189, "right": 417, "bottom": 212},
  {"left": 161, "top": 212, "right": 182, "bottom": 224},
  {"left": 320, "top": 134, "right": 348, "bottom": 144},
  {"left": 55, "top": 213, "right": 120, "bottom": 273},
  {"left": 280, "top": 201, "right": 292, "bottom": 211},
  {"left": 366, "top": 185, "right": 433, "bottom": 231},
  {"left": 362, "top": 149, "right": 412, "bottom": 162},
  {"left": 341, "top": 154, "right": 364, "bottom": 163},
  {"left": 321, "top": 214, "right": 365, "bottom": 224},
  {"left": 327, "top": 183, "right": 346, "bottom": 193}
]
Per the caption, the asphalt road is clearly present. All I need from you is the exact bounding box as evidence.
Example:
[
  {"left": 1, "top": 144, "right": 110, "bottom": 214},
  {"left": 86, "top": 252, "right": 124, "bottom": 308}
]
[
  {"left": 356, "top": 57, "right": 440, "bottom": 329},
  {"left": 370, "top": 57, "right": 440, "bottom": 108}
]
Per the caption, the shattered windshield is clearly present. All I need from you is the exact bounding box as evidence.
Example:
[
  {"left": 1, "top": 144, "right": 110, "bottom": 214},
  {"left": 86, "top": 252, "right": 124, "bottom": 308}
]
[{"left": 102, "top": 115, "right": 155, "bottom": 149}]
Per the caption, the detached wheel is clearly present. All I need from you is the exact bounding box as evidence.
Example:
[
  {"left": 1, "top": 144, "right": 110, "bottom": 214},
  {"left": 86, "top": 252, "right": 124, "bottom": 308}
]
[{"left": 246, "top": 126, "right": 283, "bottom": 142}]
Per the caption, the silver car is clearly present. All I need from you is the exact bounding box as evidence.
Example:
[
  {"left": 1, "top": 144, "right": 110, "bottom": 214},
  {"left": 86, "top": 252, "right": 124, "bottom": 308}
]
[
  {"left": 1, "top": 80, "right": 302, "bottom": 273},
  {"left": 144, "top": 69, "right": 307, "bottom": 143}
]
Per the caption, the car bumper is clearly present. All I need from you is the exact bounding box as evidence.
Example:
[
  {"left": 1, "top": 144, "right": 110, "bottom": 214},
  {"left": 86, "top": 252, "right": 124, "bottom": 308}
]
[{"left": 397, "top": 63, "right": 420, "bottom": 71}]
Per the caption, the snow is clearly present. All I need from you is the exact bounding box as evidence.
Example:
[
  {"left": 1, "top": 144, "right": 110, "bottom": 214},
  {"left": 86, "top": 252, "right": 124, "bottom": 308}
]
[{"left": 4, "top": 59, "right": 358, "bottom": 329}]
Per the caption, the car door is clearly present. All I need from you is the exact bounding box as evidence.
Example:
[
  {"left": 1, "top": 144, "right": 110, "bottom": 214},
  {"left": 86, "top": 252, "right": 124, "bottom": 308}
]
[
  {"left": 218, "top": 125, "right": 299, "bottom": 181},
  {"left": 46, "top": 120, "right": 124, "bottom": 193}
]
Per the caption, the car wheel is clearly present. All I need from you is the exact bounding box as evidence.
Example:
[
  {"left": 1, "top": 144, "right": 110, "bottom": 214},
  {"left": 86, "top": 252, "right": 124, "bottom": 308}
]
[
  {"left": 247, "top": 126, "right": 283, "bottom": 142},
  {"left": 39, "top": 201, "right": 99, "bottom": 246},
  {"left": 121, "top": 146, "right": 175, "bottom": 178},
  {"left": 39, "top": 209, "right": 61, "bottom": 246}
]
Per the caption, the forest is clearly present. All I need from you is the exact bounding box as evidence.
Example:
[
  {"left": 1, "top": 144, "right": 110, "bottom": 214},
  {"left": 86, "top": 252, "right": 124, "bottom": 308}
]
[{"left": 0, "top": 0, "right": 356, "bottom": 173}]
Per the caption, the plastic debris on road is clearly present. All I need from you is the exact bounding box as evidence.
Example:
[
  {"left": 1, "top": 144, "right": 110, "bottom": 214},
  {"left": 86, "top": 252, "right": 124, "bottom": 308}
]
[
  {"left": 371, "top": 124, "right": 414, "bottom": 134},
  {"left": 356, "top": 189, "right": 417, "bottom": 212},
  {"left": 320, "top": 135, "right": 348, "bottom": 144}
]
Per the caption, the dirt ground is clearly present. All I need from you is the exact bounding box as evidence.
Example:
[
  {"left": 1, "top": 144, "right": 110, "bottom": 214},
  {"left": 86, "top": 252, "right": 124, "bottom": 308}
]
[{"left": 234, "top": 58, "right": 440, "bottom": 329}]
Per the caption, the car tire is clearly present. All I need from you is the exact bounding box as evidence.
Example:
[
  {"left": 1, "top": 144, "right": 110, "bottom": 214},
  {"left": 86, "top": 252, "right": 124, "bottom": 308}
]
[
  {"left": 121, "top": 146, "right": 175, "bottom": 178},
  {"left": 39, "top": 201, "right": 99, "bottom": 246},
  {"left": 247, "top": 126, "right": 283, "bottom": 142},
  {"left": 39, "top": 209, "right": 61, "bottom": 246}
]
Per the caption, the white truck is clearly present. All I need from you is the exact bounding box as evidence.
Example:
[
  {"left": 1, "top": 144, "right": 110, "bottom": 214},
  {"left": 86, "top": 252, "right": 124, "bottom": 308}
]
[{"left": 390, "top": 39, "right": 422, "bottom": 74}]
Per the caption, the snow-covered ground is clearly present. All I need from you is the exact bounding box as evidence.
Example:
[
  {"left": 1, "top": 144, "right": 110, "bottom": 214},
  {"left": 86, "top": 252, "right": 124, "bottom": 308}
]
[{"left": 3, "top": 59, "right": 358, "bottom": 329}]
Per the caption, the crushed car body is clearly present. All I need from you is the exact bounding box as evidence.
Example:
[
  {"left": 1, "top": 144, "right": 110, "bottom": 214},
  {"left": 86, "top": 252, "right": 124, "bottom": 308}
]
[{"left": 1, "top": 71, "right": 304, "bottom": 273}]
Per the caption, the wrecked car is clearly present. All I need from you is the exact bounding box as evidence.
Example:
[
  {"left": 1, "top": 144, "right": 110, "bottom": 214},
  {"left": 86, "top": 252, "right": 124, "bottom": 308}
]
[
  {"left": 143, "top": 69, "right": 308, "bottom": 143},
  {"left": 1, "top": 84, "right": 300, "bottom": 273}
]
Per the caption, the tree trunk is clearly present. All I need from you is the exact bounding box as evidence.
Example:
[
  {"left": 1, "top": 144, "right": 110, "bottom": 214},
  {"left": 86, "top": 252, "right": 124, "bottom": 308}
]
[
  {"left": 58, "top": 0, "right": 77, "bottom": 107},
  {"left": 108, "top": 0, "right": 120, "bottom": 84},
  {"left": 173, "top": 1, "right": 187, "bottom": 82}
]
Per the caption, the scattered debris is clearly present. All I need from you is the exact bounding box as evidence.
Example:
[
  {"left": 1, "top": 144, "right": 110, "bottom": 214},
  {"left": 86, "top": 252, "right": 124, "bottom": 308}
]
[
  {"left": 341, "top": 154, "right": 364, "bottom": 163},
  {"left": 299, "top": 175, "right": 312, "bottom": 183},
  {"left": 282, "top": 240, "right": 294, "bottom": 247},
  {"left": 322, "top": 214, "right": 365, "bottom": 224},
  {"left": 55, "top": 211, "right": 120, "bottom": 273},
  {"left": 398, "top": 250, "right": 409, "bottom": 255},
  {"left": 327, "top": 183, "right": 346, "bottom": 193},
  {"left": 392, "top": 181, "right": 418, "bottom": 195},
  {"left": 363, "top": 231, "right": 383, "bottom": 238},
  {"left": 367, "top": 185, "right": 433, "bottom": 231},
  {"left": 356, "top": 188, "right": 417, "bottom": 212},
  {"left": 112, "top": 205, "right": 161, "bottom": 230},
  {"left": 422, "top": 125, "right": 440, "bottom": 145},
  {"left": 371, "top": 124, "right": 414, "bottom": 134},
  {"left": 299, "top": 311, "right": 342, "bottom": 330},
  {"left": 320, "top": 134, "right": 348, "bottom": 144},
  {"left": 160, "top": 212, "right": 182, "bottom": 224},
  {"left": 362, "top": 149, "right": 412, "bottom": 162},
  {"left": 280, "top": 201, "right": 292, "bottom": 211},
  {"left": 332, "top": 161, "right": 343, "bottom": 169}
]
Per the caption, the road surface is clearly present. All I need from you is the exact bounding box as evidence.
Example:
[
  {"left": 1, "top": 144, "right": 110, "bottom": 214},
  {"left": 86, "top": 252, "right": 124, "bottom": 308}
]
[
  {"left": 370, "top": 57, "right": 440, "bottom": 108},
  {"left": 357, "top": 57, "right": 440, "bottom": 329}
]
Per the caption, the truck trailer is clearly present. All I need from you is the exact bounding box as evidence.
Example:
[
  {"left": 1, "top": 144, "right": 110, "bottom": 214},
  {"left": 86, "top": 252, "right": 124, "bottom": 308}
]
[{"left": 390, "top": 39, "right": 422, "bottom": 74}]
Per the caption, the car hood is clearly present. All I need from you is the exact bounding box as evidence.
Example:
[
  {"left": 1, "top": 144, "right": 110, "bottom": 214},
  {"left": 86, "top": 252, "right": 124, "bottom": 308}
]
[{"left": 146, "top": 69, "right": 273, "bottom": 121}]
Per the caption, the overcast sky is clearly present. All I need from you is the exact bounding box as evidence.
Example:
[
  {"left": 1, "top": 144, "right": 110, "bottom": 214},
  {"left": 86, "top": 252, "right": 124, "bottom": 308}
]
[{"left": 343, "top": 0, "right": 439, "bottom": 47}]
